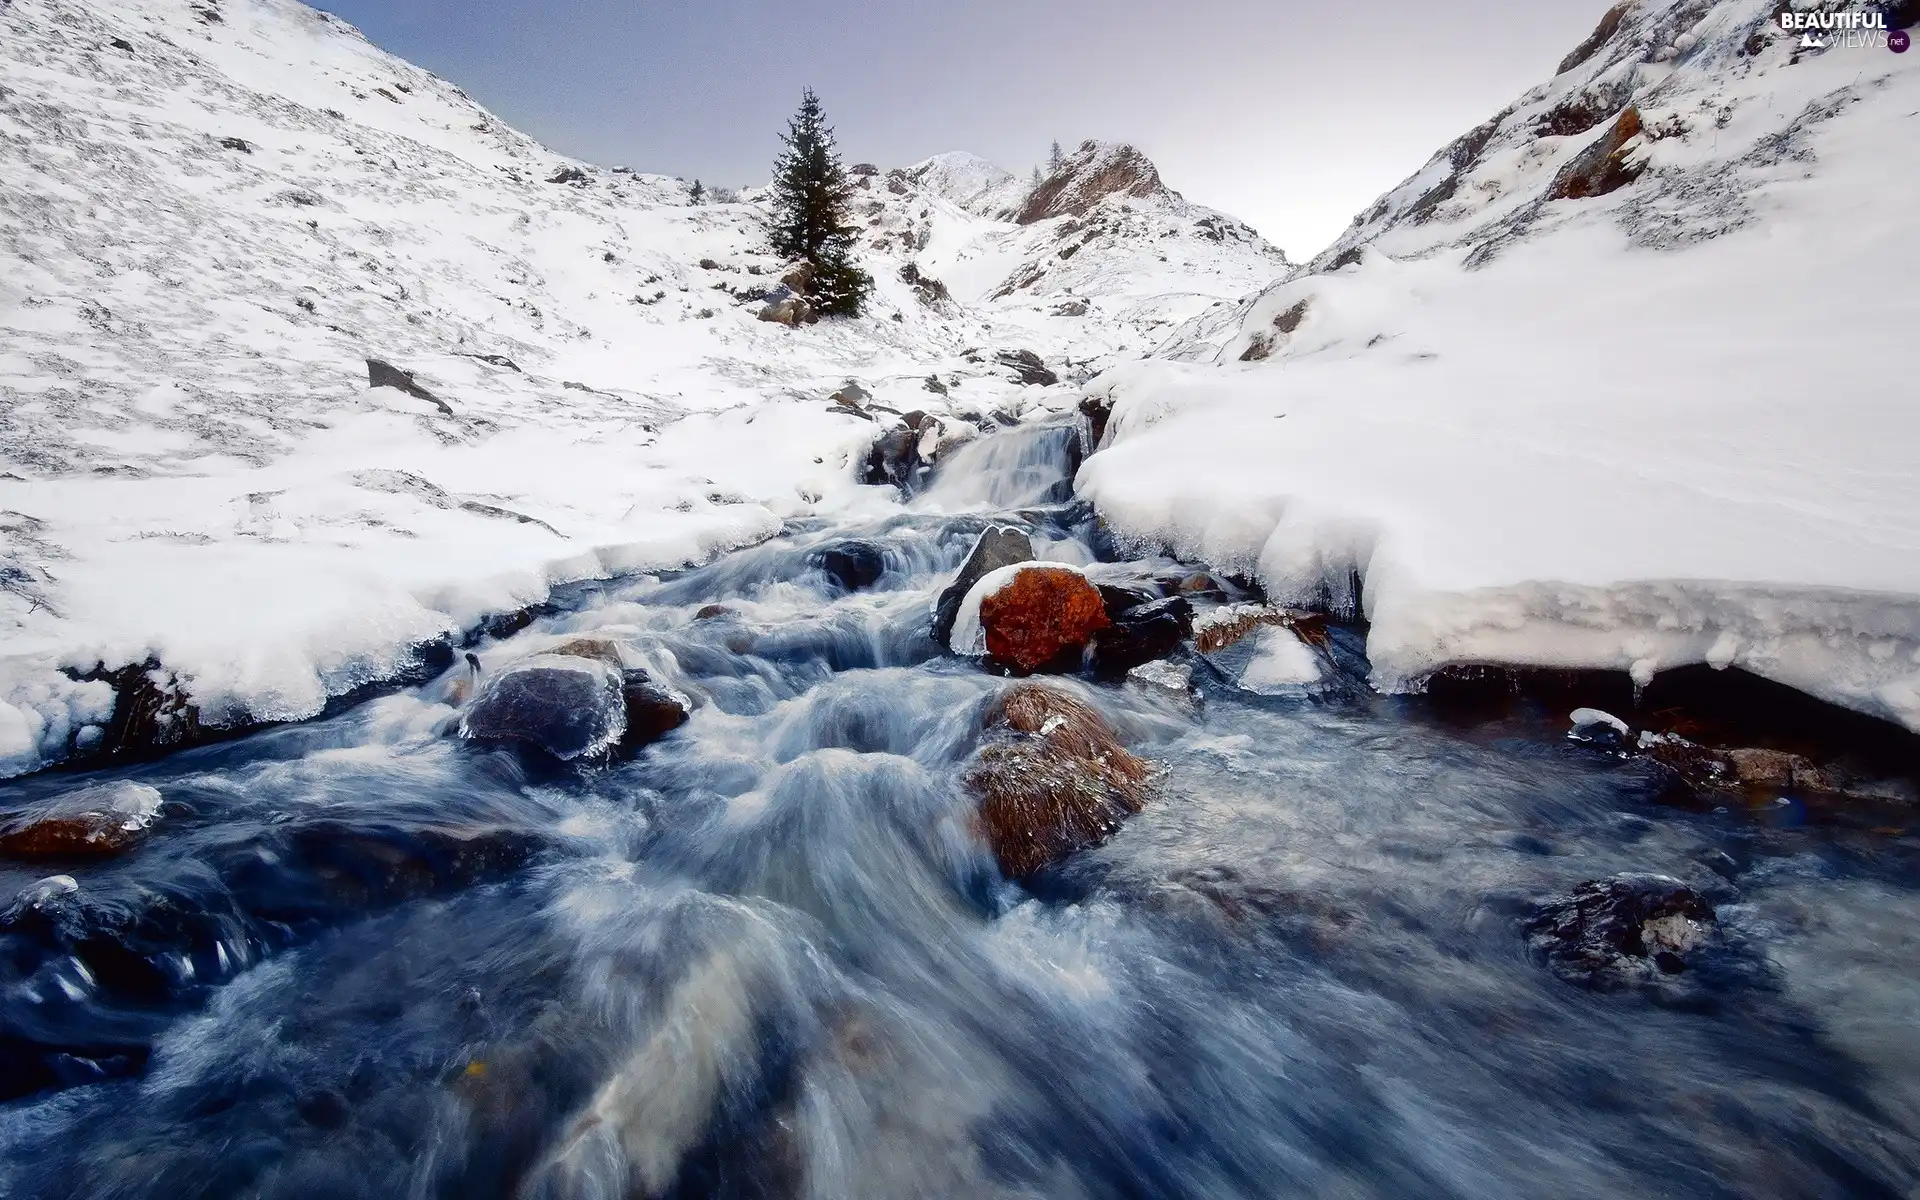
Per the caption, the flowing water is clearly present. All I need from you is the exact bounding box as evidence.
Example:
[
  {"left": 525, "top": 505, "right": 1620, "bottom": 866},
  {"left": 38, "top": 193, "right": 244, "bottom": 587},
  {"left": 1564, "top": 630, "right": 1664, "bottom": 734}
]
[{"left": 4, "top": 425, "right": 1920, "bottom": 1199}]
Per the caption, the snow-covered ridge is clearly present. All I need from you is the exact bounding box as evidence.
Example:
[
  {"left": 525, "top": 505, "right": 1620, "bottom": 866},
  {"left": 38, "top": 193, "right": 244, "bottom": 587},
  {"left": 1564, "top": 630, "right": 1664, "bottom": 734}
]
[
  {"left": 1082, "top": 0, "right": 1920, "bottom": 730},
  {"left": 0, "top": 0, "right": 1289, "bottom": 776}
]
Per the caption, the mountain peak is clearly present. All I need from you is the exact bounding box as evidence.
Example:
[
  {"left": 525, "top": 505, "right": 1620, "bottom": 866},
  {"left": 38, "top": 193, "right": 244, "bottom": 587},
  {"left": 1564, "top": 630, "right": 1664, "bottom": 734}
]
[{"left": 1014, "top": 141, "right": 1172, "bottom": 225}]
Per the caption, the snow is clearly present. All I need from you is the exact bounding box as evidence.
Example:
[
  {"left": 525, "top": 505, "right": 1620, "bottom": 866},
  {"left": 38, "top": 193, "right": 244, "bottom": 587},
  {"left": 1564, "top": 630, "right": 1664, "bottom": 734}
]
[
  {"left": 1236, "top": 627, "right": 1322, "bottom": 692},
  {"left": 1570, "top": 708, "right": 1631, "bottom": 736},
  {"left": 0, "top": 0, "right": 1286, "bottom": 778},
  {"left": 1079, "top": 0, "right": 1920, "bottom": 732}
]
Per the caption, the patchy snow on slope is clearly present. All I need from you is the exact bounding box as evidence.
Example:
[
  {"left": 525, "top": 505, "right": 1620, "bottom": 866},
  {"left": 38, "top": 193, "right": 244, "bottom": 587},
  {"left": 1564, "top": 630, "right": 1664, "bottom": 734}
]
[
  {"left": 1080, "top": 0, "right": 1920, "bottom": 730},
  {"left": 0, "top": 0, "right": 1289, "bottom": 777}
]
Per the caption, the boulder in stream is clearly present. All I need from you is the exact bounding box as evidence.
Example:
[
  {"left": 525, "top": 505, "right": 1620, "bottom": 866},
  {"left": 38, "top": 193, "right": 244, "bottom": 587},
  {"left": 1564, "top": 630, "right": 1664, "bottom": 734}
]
[
  {"left": 933, "top": 526, "right": 1033, "bottom": 648},
  {"left": 1089, "top": 595, "right": 1193, "bottom": 680},
  {"left": 808, "top": 540, "right": 888, "bottom": 592},
  {"left": 964, "top": 683, "right": 1154, "bottom": 879},
  {"left": 957, "top": 564, "right": 1110, "bottom": 673},
  {"left": 0, "top": 781, "right": 163, "bottom": 859},
  {"left": 1523, "top": 873, "right": 1717, "bottom": 988},
  {"left": 460, "top": 653, "right": 628, "bottom": 761}
]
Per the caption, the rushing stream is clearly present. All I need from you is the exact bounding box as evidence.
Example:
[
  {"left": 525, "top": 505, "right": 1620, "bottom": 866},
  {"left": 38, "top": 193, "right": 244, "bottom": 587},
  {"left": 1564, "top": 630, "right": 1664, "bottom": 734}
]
[{"left": 3, "top": 424, "right": 1920, "bottom": 1199}]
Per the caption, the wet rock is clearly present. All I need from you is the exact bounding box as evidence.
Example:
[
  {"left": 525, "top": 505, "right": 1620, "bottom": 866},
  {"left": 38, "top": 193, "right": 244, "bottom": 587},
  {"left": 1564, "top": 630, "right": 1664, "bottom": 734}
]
[
  {"left": 861, "top": 422, "right": 921, "bottom": 491},
  {"left": 366, "top": 358, "right": 455, "bottom": 417},
  {"left": 693, "top": 604, "right": 733, "bottom": 621},
  {"left": 1636, "top": 732, "right": 1895, "bottom": 804},
  {"left": 1126, "top": 659, "right": 1195, "bottom": 698},
  {"left": 1547, "top": 106, "right": 1647, "bottom": 201},
  {"left": 993, "top": 348, "right": 1058, "bottom": 387},
  {"left": 933, "top": 526, "right": 1033, "bottom": 649},
  {"left": 459, "top": 654, "right": 627, "bottom": 761},
  {"left": 618, "top": 669, "right": 691, "bottom": 751},
  {"left": 0, "top": 782, "right": 163, "bottom": 859},
  {"left": 1523, "top": 874, "right": 1717, "bottom": 987},
  {"left": 1089, "top": 597, "right": 1193, "bottom": 680},
  {"left": 964, "top": 684, "right": 1155, "bottom": 878},
  {"left": 808, "top": 540, "right": 888, "bottom": 592},
  {"left": 1192, "top": 603, "right": 1292, "bottom": 654},
  {"left": 976, "top": 566, "right": 1110, "bottom": 673}
]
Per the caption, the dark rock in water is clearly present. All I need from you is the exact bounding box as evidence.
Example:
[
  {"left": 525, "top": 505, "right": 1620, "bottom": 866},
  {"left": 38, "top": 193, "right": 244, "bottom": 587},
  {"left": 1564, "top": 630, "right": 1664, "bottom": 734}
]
[
  {"left": 994, "top": 349, "right": 1058, "bottom": 387},
  {"left": 861, "top": 423, "right": 920, "bottom": 491},
  {"left": 620, "top": 669, "right": 691, "bottom": 751},
  {"left": 1096, "top": 584, "right": 1159, "bottom": 619},
  {"left": 1089, "top": 597, "right": 1194, "bottom": 680},
  {"left": 965, "top": 683, "right": 1155, "bottom": 878},
  {"left": 979, "top": 566, "right": 1110, "bottom": 674},
  {"left": 0, "top": 781, "right": 164, "bottom": 860},
  {"left": 366, "top": 358, "right": 455, "bottom": 417},
  {"left": 933, "top": 526, "right": 1033, "bottom": 648},
  {"left": 808, "top": 540, "right": 888, "bottom": 592},
  {"left": 459, "top": 654, "right": 626, "bottom": 761},
  {"left": 1523, "top": 874, "right": 1717, "bottom": 987},
  {"left": 693, "top": 604, "right": 733, "bottom": 621}
]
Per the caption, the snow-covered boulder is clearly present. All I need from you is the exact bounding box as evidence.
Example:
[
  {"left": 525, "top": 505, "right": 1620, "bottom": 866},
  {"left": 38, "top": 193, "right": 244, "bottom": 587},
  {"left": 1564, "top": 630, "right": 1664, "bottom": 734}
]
[{"left": 951, "top": 563, "right": 1110, "bottom": 673}]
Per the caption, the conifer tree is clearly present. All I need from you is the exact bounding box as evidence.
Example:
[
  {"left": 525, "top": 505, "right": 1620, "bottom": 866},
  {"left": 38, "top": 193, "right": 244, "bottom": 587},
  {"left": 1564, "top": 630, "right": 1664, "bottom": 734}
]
[
  {"left": 688, "top": 178, "right": 705, "bottom": 205},
  {"left": 768, "top": 88, "right": 871, "bottom": 317},
  {"left": 1048, "top": 139, "right": 1065, "bottom": 171}
]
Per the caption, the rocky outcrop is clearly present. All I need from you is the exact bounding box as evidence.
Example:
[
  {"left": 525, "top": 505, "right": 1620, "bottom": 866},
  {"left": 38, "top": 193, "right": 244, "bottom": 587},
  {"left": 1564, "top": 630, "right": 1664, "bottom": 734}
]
[
  {"left": 1546, "top": 106, "right": 1646, "bottom": 201},
  {"left": 964, "top": 683, "right": 1154, "bottom": 878},
  {"left": 1015, "top": 141, "right": 1171, "bottom": 225},
  {"left": 1523, "top": 874, "right": 1717, "bottom": 987},
  {"left": 993, "top": 349, "right": 1058, "bottom": 387},
  {"left": 933, "top": 527, "right": 1033, "bottom": 648},
  {"left": 756, "top": 291, "right": 814, "bottom": 326},
  {"left": 366, "top": 358, "right": 455, "bottom": 416},
  {"left": 862, "top": 422, "right": 922, "bottom": 492},
  {"left": 975, "top": 565, "right": 1111, "bottom": 673},
  {"left": 0, "top": 781, "right": 163, "bottom": 859}
]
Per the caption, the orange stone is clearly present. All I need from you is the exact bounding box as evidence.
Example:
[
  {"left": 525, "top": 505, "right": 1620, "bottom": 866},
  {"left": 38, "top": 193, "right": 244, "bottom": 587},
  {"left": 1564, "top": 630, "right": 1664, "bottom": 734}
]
[{"left": 977, "top": 566, "right": 1111, "bottom": 673}]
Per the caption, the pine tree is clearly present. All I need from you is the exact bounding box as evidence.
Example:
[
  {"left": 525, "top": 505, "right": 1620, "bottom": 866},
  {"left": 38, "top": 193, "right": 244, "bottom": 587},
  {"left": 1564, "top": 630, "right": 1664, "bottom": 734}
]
[
  {"left": 768, "top": 88, "right": 871, "bottom": 317},
  {"left": 688, "top": 178, "right": 705, "bottom": 205},
  {"left": 1048, "top": 139, "right": 1065, "bottom": 171},
  {"left": 1030, "top": 164, "right": 1042, "bottom": 187}
]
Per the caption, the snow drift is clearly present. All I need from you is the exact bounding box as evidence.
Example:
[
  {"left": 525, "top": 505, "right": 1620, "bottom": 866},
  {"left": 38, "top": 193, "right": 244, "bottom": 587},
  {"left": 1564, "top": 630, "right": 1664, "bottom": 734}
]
[{"left": 1081, "top": 0, "right": 1920, "bottom": 729}]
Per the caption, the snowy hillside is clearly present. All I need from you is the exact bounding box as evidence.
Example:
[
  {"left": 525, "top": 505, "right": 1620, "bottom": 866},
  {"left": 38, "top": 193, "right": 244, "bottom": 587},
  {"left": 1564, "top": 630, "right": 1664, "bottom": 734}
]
[
  {"left": 0, "top": 0, "right": 1287, "bottom": 778},
  {"left": 1082, "top": 0, "right": 1920, "bottom": 730}
]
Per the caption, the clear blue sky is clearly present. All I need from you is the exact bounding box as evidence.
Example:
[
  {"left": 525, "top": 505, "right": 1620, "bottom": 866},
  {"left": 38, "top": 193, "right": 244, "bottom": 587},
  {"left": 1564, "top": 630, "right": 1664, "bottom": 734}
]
[{"left": 315, "top": 0, "right": 1609, "bottom": 257}]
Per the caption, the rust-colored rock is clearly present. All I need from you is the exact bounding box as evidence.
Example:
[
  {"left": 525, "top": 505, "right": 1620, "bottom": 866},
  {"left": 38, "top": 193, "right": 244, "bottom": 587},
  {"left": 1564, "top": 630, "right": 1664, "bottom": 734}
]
[
  {"left": 1547, "top": 106, "right": 1646, "bottom": 201},
  {"left": 965, "top": 684, "right": 1155, "bottom": 878},
  {"left": 0, "top": 781, "right": 163, "bottom": 860},
  {"left": 978, "top": 566, "right": 1110, "bottom": 673}
]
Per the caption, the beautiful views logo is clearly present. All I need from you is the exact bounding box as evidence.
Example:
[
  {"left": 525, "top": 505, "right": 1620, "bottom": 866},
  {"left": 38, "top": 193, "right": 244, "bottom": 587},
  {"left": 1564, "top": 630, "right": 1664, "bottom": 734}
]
[{"left": 1775, "top": 7, "right": 1909, "bottom": 51}]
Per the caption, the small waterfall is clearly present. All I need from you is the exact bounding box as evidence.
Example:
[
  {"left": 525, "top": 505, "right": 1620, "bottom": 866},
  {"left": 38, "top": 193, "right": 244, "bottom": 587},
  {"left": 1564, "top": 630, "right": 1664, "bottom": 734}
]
[{"left": 914, "top": 421, "right": 1082, "bottom": 511}]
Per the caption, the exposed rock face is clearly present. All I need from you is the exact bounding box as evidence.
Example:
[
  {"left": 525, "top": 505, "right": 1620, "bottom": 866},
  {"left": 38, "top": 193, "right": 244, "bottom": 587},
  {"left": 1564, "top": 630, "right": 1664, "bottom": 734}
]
[
  {"left": 993, "top": 348, "right": 1058, "bottom": 387},
  {"left": 0, "top": 781, "right": 163, "bottom": 859},
  {"left": 1016, "top": 141, "right": 1171, "bottom": 225},
  {"left": 964, "top": 683, "right": 1154, "bottom": 878},
  {"left": 1192, "top": 604, "right": 1293, "bottom": 654},
  {"left": 1523, "top": 874, "right": 1717, "bottom": 987},
  {"left": 977, "top": 566, "right": 1111, "bottom": 673},
  {"left": 459, "top": 653, "right": 628, "bottom": 761},
  {"left": 808, "top": 540, "right": 888, "bottom": 592},
  {"left": 1546, "top": 106, "right": 1646, "bottom": 201},
  {"left": 933, "top": 526, "right": 1034, "bottom": 648},
  {"left": 366, "top": 358, "right": 454, "bottom": 416}
]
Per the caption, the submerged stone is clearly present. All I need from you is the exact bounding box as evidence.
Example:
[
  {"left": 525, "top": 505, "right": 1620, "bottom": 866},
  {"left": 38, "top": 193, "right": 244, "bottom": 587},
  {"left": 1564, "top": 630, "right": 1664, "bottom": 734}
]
[
  {"left": 1523, "top": 873, "right": 1717, "bottom": 987},
  {"left": 0, "top": 782, "right": 163, "bottom": 859},
  {"left": 460, "top": 654, "right": 627, "bottom": 761},
  {"left": 964, "top": 683, "right": 1154, "bottom": 879}
]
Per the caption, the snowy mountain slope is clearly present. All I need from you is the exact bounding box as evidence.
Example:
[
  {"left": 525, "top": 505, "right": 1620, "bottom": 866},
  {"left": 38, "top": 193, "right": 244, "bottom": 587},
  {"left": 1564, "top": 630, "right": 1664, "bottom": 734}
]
[
  {"left": 1080, "top": 0, "right": 1920, "bottom": 730},
  {"left": 0, "top": 0, "right": 1289, "bottom": 777}
]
